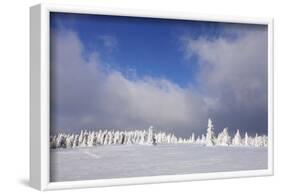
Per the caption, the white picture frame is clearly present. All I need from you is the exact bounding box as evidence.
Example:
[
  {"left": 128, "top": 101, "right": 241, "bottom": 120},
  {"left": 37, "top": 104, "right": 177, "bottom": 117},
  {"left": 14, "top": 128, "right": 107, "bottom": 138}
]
[{"left": 30, "top": 3, "right": 274, "bottom": 191}]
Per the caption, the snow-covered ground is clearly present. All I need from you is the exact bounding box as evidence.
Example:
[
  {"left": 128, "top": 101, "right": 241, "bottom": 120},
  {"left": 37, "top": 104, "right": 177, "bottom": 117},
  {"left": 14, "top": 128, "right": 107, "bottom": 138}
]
[{"left": 50, "top": 144, "right": 267, "bottom": 182}]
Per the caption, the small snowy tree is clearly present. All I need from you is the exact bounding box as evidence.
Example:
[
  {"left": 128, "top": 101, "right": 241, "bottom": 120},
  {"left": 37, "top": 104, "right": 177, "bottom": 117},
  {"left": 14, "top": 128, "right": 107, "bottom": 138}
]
[
  {"left": 78, "top": 130, "right": 84, "bottom": 145},
  {"left": 262, "top": 135, "right": 268, "bottom": 147},
  {"left": 205, "top": 118, "right": 216, "bottom": 146},
  {"left": 244, "top": 132, "right": 249, "bottom": 146},
  {"left": 201, "top": 134, "right": 206, "bottom": 144},
  {"left": 178, "top": 137, "right": 183, "bottom": 144},
  {"left": 147, "top": 126, "right": 154, "bottom": 144},
  {"left": 65, "top": 134, "right": 74, "bottom": 148},
  {"left": 217, "top": 128, "right": 231, "bottom": 146},
  {"left": 190, "top": 133, "right": 195, "bottom": 143},
  {"left": 195, "top": 136, "right": 201, "bottom": 144},
  {"left": 171, "top": 134, "right": 177, "bottom": 144},
  {"left": 72, "top": 134, "right": 79, "bottom": 148},
  {"left": 254, "top": 133, "right": 263, "bottom": 147},
  {"left": 55, "top": 134, "right": 64, "bottom": 148},
  {"left": 232, "top": 129, "right": 242, "bottom": 146}
]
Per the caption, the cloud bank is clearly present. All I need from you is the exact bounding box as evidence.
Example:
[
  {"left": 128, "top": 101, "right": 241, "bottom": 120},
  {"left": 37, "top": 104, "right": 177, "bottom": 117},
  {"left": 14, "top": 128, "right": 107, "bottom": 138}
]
[
  {"left": 182, "top": 28, "right": 268, "bottom": 135},
  {"left": 50, "top": 26, "right": 267, "bottom": 137}
]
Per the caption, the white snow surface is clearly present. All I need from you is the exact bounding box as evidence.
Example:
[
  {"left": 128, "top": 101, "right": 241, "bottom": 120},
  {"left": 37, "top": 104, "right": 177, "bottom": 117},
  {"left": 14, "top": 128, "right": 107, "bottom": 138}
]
[{"left": 50, "top": 144, "right": 267, "bottom": 182}]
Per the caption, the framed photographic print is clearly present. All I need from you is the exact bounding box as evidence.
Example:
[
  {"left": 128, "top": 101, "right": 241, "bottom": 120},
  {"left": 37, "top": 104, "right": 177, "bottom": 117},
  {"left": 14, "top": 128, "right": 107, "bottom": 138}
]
[{"left": 30, "top": 3, "right": 274, "bottom": 191}]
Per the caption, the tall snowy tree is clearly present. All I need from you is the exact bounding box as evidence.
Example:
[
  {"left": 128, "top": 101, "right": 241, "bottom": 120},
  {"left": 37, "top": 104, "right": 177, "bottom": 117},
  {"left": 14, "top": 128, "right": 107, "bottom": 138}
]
[{"left": 205, "top": 118, "right": 216, "bottom": 146}]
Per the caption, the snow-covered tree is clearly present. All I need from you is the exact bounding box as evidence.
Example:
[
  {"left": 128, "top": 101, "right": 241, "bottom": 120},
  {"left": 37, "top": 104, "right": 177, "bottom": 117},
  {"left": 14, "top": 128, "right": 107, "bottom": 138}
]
[
  {"left": 56, "top": 134, "right": 65, "bottom": 148},
  {"left": 80, "top": 135, "right": 88, "bottom": 147},
  {"left": 78, "top": 130, "right": 84, "bottom": 145},
  {"left": 147, "top": 126, "right": 154, "bottom": 144},
  {"left": 171, "top": 134, "right": 177, "bottom": 144},
  {"left": 195, "top": 136, "right": 201, "bottom": 144},
  {"left": 232, "top": 129, "right": 242, "bottom": 146},
  {"left": 254, "top": 133, "right": 264, "bottom": 147},
  {"left": 65, "top": 134, "right": 74, "bottom": 148},
  {"left": 244, "top": 132, "right": 249, "bottom": 146},
  {"left": 72, "top": 134, "right": 79, "bottom": 148},
  {"left": 205, "top": 118, "right": 216, "bottom": 146},
  {"left": 189, "top": 132, "right": 195, "bottom": 143},
  {"left": 262, "top": 135, "right": 268, "bottom": 147},
  {"left": 217, "top": 128, "right": 231, "bottom": 146}
]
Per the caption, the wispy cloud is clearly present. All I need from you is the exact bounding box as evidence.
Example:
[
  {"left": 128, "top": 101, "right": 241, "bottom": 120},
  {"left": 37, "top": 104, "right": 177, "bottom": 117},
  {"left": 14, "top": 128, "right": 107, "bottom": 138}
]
[{"left": 98, "top": 35, "right": 118, "bottom": 51}]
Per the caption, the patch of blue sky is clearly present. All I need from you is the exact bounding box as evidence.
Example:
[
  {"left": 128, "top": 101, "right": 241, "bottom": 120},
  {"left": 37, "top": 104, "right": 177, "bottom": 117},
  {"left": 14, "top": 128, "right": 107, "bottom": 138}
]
[{"left": 50, "top": 12, "right": 264, "bottom": 89}]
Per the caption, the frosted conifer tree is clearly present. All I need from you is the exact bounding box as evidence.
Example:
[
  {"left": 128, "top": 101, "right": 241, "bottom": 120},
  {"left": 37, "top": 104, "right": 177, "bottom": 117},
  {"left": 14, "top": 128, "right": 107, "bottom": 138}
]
[
  {"left": 78, "top": 130, "right": 84, "bottom": 145},
  {"left": 201, "top": 134, "right": 206, "bottom": 144},
  {"left": 113, "top": 131, "right": 119, "bottom": 144},
  {"left": 178, "top": 137, "right": 183, "bottom": 144},
  {"left": 147, "top": 126, "right": 154, "bottom": 144},
  {"left": 244, "top": 132, "right": 249, "bottom": 146},
  {"left": 81, "top": 136, "right": 87, "bottom": 147},
  {"left": 217, "top": 128, "right": 231, "bottom": 146},
  {"left": 232, "top": 129, "right": 242, "bottom": 146},
  {"left": 254, "top": 133, "right": 262, "bottom": 147},
  {"left": 139, "top": 131, "right": 145, "bottom": 144},
  {"left": 190, "top": 133, "right": 195, "bottom": 143},
  {"left": 171, "top": 134, "right": 177, "bottom": 144},
  {"left": 262, "top": 135, "right": 268, "bottom": 147},
  {"left": 65, "top": 134, "right": 73, "bottom": 148},
  {"left": 72, "top": 134, "right": 79, "bottom": 148},
  {"left": 205, "top": 118, "right": 216, "bottom": 146},
  {"left": 196, "top": 136, "right": 201, "bottom": 144},
  {"left": 56, "top": 134, "right": 63, "bottom": 148},
  {"left": 89, "top": 132, "right": 96, "bottom": 147},
  {"left": 108, "top": 131, "right": 113, "bottom": 145}
]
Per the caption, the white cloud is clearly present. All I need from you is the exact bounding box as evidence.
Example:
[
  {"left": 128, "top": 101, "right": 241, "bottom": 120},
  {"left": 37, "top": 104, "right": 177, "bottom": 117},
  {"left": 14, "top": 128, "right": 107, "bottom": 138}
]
[
  {"left": 186, "top": 30, "right": 267, "bottom": 108},
  {"left": 182, "top": 27, "right": 268, "bottom": 134},
  {"left": 99, "top": 35, "right": 118, "bottom": 51},
  {"left": 51, "top": 30, "right": 209, "bottom": 136}
]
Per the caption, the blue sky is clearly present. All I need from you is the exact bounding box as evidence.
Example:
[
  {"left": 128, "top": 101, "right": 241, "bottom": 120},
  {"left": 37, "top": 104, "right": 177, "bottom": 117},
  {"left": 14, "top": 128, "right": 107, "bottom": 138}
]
[
  {"left": 50, "top": 12, "right": 268, "bottom": 137},
  {"left": 50, "top": 13, "right": 230, "bottom": 88}
]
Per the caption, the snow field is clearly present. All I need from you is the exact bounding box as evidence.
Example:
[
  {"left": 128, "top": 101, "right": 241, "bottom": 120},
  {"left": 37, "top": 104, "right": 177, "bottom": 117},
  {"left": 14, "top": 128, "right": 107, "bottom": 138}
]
[{"left": 50, "top": 144, "right": 267, "bottom": 182}]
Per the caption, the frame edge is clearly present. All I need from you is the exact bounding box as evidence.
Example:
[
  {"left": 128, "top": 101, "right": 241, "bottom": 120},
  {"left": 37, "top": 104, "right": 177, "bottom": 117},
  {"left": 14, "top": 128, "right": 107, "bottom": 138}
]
[
  {"left": 32, "top": 3, "right": 274, "bottom": 190},
  {"left": 30, "top": 4, "right": 42, "bottom": 191}
]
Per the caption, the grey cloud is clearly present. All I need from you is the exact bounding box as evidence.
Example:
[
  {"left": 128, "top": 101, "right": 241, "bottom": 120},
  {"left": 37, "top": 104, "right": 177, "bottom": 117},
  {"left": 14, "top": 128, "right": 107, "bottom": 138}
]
[
  {"left": 183, "top": 27, "right": 268, "bottom": 135},
  {"left": 50, "top": 30, "right": 209, "bottom": 137}
]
